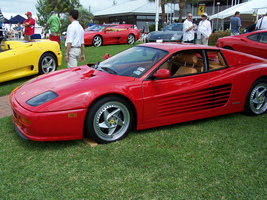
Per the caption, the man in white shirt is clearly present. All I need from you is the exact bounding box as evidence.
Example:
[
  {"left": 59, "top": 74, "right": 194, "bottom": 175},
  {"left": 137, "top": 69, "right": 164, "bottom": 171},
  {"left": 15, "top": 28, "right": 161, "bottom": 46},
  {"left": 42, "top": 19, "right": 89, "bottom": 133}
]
[
  {"left": 256, "top": 13, "right": 267, "bottom": 30},
  {"left": 197, "top": 12, "right": 212, "bottom": 45},
  {"left": 183, "top": 12, "right": 197, "bottom": 43},
  {"left": 65, "top": 10, "right": 85, "bottom": 68}
]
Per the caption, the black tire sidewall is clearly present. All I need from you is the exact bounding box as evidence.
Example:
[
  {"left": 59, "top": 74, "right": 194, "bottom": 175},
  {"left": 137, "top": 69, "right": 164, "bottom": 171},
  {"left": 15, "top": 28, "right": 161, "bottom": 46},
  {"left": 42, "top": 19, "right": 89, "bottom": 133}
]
[
  {"left": 84, "top": 96, "right": 134, "bottom": 143},
  {"left": 38, "top": 53, "right": 57, "bottom": 75},
  {"left": 244, "top": 78, "right": 267, "bottom": 115},
  {"left": 93, "top": 35, "right": 102, "bottom": 47}
]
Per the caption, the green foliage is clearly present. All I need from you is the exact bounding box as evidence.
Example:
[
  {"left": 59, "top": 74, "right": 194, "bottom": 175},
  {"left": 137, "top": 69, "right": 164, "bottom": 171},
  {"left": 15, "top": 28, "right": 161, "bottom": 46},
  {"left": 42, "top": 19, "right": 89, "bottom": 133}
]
[
  {"left": 208, "top": 30, "right": 231, "bottom": 45},
  {"left": 149, "top": 23, "right": 164, "bottom": 32},
  {"left": 35, "top": 0, "right": 50, "bottom": 27}
]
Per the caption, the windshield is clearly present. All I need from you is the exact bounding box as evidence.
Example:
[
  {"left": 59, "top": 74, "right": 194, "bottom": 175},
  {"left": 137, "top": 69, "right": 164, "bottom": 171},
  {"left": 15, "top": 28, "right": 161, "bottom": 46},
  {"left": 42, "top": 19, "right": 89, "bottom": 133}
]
[
  {"left": 85, "top": 25, "right": 106, "bottom": 32},
  {"left": 96, "top": 46, "right": 168, "bottom": 78},
  {"left": 163, "top": 23, "right": 183, "bottom": 31}
]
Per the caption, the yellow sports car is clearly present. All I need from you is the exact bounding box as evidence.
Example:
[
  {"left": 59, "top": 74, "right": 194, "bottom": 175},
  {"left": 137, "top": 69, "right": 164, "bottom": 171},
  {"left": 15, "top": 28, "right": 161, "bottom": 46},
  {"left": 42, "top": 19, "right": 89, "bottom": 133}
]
[{"left": 0, "top": 39, "right": 62, "bottom": 83}]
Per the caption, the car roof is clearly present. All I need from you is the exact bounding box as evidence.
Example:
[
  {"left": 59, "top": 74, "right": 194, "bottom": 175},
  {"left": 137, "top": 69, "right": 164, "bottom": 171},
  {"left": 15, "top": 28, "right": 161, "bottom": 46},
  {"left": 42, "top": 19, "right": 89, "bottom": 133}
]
[{"left": 138, "top": 42, "right": 218, "bottom": 52}]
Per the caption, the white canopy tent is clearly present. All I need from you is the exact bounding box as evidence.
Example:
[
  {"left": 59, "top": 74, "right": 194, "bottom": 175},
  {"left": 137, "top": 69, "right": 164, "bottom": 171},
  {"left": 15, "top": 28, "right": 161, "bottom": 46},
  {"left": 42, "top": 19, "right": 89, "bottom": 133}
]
[{"left": 209, "top": 0, "right": 267, "bottom": 20}]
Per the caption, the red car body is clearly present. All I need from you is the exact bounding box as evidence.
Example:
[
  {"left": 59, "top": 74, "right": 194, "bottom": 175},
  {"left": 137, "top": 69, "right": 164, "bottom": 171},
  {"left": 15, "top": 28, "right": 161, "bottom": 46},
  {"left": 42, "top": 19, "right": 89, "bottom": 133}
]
[
  {"left": 216, "top": 30, "right": 267, "bottom": 59},
  {"left": 10, "top": 43, "right": 267, "bottom": 143},
  {"left": 84, "top": 24, "right": 140, "bottom": 47}
]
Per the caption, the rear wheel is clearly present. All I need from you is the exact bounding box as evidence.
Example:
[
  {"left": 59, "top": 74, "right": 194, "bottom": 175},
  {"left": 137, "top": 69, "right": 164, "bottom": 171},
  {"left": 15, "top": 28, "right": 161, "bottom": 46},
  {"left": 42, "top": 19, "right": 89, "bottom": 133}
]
[
  {"left": 93, "top": 35, "right": 102, "bottom": 47},
  {"left": 84, "top": 96, "right": 134, "bottom": 143},
  {"left": 244, "top": 79, "right": 267, "bottom": 115},
  {"left": 127, "top": 34, "right": 135, "bottom": 45},
  {"left": 38, "top": 53, "right": 57, "bottom": 75}
]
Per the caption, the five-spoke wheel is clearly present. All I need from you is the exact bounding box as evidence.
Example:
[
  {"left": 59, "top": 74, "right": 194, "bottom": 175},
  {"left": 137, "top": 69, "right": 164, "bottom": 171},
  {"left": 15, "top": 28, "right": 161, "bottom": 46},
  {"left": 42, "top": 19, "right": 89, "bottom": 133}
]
[
  {"left": 84, "top": 96, "right": 133, "bottom": 143},
  {"left": 38, "top": 53, "right": 57, "bottom": 74},
  {"left": 93, "top": 35, "right": 102, "bottom": 47},
  {"left": 244, "top": 79, "right": 267, "bottom": 115},
  {"left": 127, "top": 34, "right": 135, "bottom": 45}
]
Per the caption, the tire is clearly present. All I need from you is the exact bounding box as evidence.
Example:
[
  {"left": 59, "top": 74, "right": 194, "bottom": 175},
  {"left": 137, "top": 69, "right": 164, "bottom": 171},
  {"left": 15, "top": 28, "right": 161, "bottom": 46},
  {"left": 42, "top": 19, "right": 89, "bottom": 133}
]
[
  {"left": 93, "top": 35, "right": 102, "bottom": 47},
  {"left": 84, "top": 96, "right": 134, "bottom": 143},
  {"left": 223, "top": 46, "right": 234, "bottom": 50},
  {"left": 244, "top": 79, "right": 267, "bottom": 115},
  {"left": 38, "top": 53, "right": 57, "bottom": 75},
  {"left": 127, "top": 34, "right": 135, "bottom": 45}
]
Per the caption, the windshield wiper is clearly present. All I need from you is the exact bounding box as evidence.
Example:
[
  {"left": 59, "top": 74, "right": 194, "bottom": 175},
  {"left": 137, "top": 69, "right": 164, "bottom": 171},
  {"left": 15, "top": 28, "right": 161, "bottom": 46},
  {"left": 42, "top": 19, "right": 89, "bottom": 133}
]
[{"left": 101, "top": 67, "right": 117, "bottom": 75}]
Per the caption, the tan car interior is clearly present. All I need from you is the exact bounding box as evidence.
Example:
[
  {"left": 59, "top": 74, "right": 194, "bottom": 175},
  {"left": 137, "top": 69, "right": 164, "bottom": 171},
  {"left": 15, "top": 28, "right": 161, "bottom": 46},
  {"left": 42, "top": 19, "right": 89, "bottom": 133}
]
[{"left": 159, "top": 51, "right": 226, "bottom": 77}]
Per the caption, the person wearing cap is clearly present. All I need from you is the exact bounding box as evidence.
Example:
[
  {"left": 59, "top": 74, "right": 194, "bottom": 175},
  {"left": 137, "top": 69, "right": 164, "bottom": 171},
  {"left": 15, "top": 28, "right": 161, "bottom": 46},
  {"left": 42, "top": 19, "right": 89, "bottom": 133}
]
[
  {"left": 45, "top": 11, "right": 60, "bottom": 36},
  {"left": 230, "top": 11, "right": 241, "bottom": 36},
  {"left": 256, "top": 12, "right": 267, "bottom": 30},
  {"left": 183, "top": 12, "right": 197, "bottom": 43},
  {"left": 65, "top": 10, "right": 85, "bottom": 68},
  {"left": 22, "top": 11, "right": 35, "bottom": 41},
  {"left": 197, "top": 12, "right": 211, "bottom": 45}
]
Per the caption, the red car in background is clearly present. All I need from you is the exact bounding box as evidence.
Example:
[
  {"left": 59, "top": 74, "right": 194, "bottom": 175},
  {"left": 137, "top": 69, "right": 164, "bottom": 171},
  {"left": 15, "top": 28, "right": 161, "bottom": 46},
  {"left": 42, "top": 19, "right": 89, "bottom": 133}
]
[
  {"left": 216, "top": 30, "right": 267, "bottom": 59},
  {"left": 84, "top": 24, "right": 140, "bottom": 47},
  {"left": 10, "top": 43, "right": 267, "bottom": 143}
]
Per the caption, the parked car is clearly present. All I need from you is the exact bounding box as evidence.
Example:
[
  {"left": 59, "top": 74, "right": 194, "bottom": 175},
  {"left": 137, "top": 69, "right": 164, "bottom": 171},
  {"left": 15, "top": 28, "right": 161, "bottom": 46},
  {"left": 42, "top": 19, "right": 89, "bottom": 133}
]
[
  {"left": 0, "top": 40, "right": 62, "bottom": 83},
  {"left": 84, "top": 24, "right": 140, "bottom": 47},
  {"left": 216, "top": 30, "right": 267, "bottom": 59},
  {"left": 10, "top": 43, "right": 267, "bottom": 143},
  {"left": 146, "top": 23, "right": 183, "bottom": 43}
]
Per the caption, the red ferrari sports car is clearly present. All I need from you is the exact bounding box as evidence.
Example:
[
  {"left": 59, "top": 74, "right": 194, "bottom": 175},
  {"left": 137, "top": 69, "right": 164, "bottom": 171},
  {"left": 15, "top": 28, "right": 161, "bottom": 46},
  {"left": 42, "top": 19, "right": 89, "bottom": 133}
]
[
  {"left": 84, "top": 24, "right": 140, "bottom": 47},
  {"left": 10, "top": 43, "right": 267, "bottom": 143},
  {"left": 216, "top": 30, "right": 267, "bottom": 59}
]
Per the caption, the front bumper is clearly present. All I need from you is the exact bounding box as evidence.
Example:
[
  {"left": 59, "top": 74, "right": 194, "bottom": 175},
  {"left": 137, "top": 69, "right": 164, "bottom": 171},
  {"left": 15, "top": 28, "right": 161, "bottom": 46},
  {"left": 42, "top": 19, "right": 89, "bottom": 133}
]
[{"left": 10, "top": 92, "right": 87, "bottom": 141}]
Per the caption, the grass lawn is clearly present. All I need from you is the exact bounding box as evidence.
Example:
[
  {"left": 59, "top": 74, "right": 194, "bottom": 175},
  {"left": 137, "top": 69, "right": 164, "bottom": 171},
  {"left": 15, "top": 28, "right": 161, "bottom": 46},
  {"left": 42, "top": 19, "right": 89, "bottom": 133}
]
[
  {"left": 0, "top": 113, "right": 266, "bottom": 199},
  {"left": 0, "top": 42, "right": 266, "bottom": 199}
]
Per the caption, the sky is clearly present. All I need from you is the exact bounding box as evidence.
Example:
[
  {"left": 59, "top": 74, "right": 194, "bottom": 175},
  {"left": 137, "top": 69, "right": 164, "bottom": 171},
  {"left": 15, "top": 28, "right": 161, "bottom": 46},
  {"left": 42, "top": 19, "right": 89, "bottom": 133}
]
[{"left": 0, "top": 0, "right": 129, "bottom": 19}]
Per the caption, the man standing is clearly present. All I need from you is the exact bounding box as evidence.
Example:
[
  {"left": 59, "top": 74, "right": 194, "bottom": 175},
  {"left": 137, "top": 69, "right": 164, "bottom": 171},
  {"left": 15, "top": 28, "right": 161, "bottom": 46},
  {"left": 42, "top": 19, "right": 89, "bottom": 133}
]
[
  {"left": 45, "top": 11, "right": 60, "bottom": 36},
  {"left": 22, "top": 11, "right": 35, "bottom": 41},
  {"left": 256, "top": 12, "right": 267, "bottom": 30},
  {"left": 197, "top": 12, "right": 211, "bottom": 45},
  {"left": 0, "top": 9, "right": 5, "bottom": 39},
  {"left": 65, "top": 10, "right": 85, "bottom": 68},
  {"left": 183, "top": 12, "right": 196, "bottom": 43},
  {"left": 230, "top": 11, "right": 241, "bottom": 36}
]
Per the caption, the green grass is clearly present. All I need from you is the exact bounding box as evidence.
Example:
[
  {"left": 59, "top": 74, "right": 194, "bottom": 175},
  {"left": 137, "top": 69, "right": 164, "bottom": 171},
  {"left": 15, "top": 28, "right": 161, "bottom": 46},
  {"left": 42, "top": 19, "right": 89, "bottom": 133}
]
[
  {"left": 0, "top": 113, "right": 266, "bottom": 199},
  {"left": 0, "top": 42, "right": 140, "bottom": 97}
]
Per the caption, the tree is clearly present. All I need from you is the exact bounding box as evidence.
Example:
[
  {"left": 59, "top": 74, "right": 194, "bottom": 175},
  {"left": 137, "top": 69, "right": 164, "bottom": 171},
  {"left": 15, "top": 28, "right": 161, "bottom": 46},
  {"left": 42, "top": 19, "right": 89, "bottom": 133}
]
[
  {"left": 149, "top": 0, "right": 179, "bottom": 25},
  {"left": 36, "top": 0, "right": 81, "bottom": 19},
  {"left": 36, "top": 0, "right": 50, "bottom": 27}
]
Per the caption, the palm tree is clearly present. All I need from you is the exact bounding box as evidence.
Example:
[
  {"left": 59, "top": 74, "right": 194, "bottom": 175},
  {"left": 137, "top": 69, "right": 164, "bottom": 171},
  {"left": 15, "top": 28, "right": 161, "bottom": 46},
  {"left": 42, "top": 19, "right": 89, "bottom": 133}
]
[{"left": 149, "top": 0, "right": 178, "bottom": 24}]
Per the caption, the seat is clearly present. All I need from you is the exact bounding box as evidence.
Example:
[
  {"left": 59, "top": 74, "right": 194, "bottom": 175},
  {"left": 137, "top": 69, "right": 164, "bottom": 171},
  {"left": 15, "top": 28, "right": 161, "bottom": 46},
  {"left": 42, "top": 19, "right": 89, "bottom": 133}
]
[
  {"left": 30, "top": 34, "right": 41, "bottom": 40},
  {"left": 160, "top": 61, "right": 172, "bottom": 72},
  {"left": 173, "top": 66, "right": 197, "bottom": 76}
]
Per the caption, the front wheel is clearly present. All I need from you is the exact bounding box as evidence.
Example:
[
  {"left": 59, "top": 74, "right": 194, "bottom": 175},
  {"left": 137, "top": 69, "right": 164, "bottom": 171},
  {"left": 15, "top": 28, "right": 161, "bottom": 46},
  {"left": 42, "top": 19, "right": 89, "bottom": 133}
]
[
  {"left": 244, "top": 79, "right": 267, "bottom": 115},
  {"left": 84, "top": 96, "right": 134, "bottom": 143},
  {"left": 38, "top": 53, "right": 57, "bottom": 74},
  {"left": 93, "top": 35, "right": 102, "bottom": 47},
  {"left": 127, "top": 34, "right": 135, "bottom": 45}
]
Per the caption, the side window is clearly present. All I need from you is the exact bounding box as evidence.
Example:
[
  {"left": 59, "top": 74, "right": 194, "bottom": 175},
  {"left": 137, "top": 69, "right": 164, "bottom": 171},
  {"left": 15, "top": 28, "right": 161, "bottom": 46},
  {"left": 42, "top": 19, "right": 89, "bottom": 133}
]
[
  {"left": 207, "top": 51, "right": 226, "bottom": 71},
  {"left": 259, "top": 32, "right": 267, "bottom": 44},
  {"left": 159, "top": 50, "right": 204, "bottom": 77},
  {"left": 247, "top": 33, "right": 260, "bottom": 42}
]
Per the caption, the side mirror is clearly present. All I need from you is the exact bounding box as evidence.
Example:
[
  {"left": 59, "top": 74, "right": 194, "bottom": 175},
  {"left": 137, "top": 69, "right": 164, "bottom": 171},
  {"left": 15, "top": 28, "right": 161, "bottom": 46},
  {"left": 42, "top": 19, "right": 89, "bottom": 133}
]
[
  {"left": 104, "top": 53, "right": 110, "bottom": 60},
  {"left": 153, "top": 69, "right": 170, "bottom": 79}
]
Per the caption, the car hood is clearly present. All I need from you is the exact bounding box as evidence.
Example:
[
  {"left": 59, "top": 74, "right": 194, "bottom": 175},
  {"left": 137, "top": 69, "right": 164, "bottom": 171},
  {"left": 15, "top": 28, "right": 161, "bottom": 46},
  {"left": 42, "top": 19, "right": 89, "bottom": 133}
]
[
  {"left": 148, "top": 31, "right": 183, "bottom": 40},
  {"left": 13, "top": 65, "right": 135, "bottom": 112}
]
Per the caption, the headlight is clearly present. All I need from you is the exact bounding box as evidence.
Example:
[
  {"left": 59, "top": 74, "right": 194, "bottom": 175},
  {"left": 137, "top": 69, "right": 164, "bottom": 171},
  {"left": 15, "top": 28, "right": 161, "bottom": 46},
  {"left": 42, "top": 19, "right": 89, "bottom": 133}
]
[
  {"left": 170, "top": 34, "right": 182, "bottom": 42},
  {"left": 26, "top": 91, "right": 58, "bottom": 107}
]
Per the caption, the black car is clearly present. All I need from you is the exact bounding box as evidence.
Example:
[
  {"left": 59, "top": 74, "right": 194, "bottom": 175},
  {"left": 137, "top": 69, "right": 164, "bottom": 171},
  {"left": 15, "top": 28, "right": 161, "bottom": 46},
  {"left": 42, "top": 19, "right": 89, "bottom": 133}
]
[{"left": 146, "top": 23, "right": 183, "bottom": 42}]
